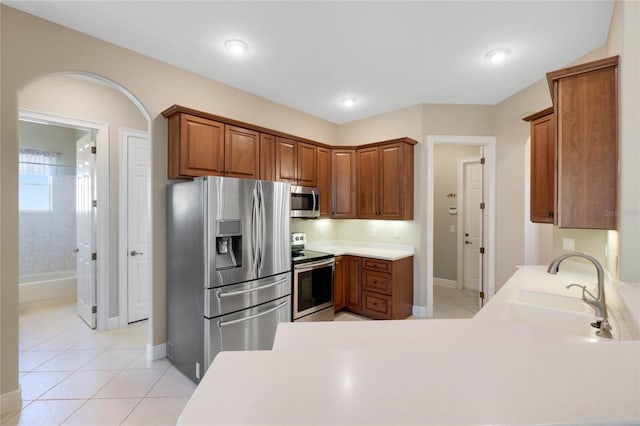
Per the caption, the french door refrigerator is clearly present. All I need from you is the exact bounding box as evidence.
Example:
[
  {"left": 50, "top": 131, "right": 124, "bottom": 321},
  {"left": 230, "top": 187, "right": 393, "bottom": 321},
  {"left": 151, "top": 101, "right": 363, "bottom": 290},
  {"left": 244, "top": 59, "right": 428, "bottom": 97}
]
[{"left": 166, "top": 176, "right": 291, "bottom": 383}]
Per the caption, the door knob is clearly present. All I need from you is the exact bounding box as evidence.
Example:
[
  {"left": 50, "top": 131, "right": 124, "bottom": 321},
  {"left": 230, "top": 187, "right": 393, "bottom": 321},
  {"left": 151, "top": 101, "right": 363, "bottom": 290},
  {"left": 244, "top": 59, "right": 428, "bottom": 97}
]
[
  {"left": 73, "top": 248, "right": 79, "bottom": 253},
  {"left": 130, "top": 250, "right": 143, "bottom": 256}
]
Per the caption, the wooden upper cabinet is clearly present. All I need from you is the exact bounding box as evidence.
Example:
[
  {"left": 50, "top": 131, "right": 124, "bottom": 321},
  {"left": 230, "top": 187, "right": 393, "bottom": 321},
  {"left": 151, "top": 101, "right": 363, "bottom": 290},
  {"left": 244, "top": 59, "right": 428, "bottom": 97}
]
[
  {"left": 168, "top": 113, "right": 225, "bottom": 178},
  {"left": 379, "top": 143, "right": 413, "bottom": 219},
  {"left": 316, "top": 147, "right": 331, "bottom": 217},
  {"left": 356, "top": 147, "right": 379, "bottom": 218},
  {"left": 356, "top": 139, "right": 415, "bottom": 220},
  {"left": 523, "top": 108, "right": 555, "bottom": 224},
  {"left": 259, "top": 133, "right": 276, "bottom": 181},
  {"left": 275, "top": 137, "right": 297, "bottom": 184},
  {"left": 224, "top": 125, "right": 259, "bottom": 179},
  {"left": 331, "top": 149, "right": 357, "bottom": 218},
  {"left": 547, "top": 56, "right": 618, "bottom": 229},
  {"left": 296, "top": 142, "right": 317, "bottom": 187}
]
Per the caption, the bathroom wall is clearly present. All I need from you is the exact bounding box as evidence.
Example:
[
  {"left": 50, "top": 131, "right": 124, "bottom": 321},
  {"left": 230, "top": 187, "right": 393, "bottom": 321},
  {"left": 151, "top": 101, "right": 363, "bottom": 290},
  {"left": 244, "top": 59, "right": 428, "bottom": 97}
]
[
  {"left": 18, "top": 121, "right": 81, "bottom": 276},
  {"left": 433, "top": 144, "right": 482, "bottom": 282}
]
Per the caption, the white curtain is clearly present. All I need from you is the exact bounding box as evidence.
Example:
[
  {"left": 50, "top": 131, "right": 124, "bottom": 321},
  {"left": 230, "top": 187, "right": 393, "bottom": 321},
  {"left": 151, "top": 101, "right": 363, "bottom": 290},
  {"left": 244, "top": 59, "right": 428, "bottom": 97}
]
[{"left": 19, "top": 148, "right": 60, "bottom": 175}]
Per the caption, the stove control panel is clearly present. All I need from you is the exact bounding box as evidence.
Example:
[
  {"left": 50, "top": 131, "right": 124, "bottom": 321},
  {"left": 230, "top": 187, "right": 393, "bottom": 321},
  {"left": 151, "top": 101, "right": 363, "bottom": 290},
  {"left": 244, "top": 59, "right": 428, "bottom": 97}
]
[{"left": 291, "top": 232, "right": 306, "bottom": 252}]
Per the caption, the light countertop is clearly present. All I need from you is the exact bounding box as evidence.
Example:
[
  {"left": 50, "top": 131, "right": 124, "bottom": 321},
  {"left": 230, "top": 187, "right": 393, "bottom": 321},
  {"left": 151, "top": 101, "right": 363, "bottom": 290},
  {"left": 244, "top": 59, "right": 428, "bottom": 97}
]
[
  {"left": 178, "top": 263, "right": 640, "bottom": 425},
  {"left": 306, "top": 240, "right": 414, "bottom": 260}
]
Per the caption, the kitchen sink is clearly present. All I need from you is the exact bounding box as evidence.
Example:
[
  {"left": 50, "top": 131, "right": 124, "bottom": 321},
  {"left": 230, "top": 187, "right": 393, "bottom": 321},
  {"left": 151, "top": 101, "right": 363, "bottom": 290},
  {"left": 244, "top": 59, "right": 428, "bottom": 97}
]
[
  {"left": 500, "top": 301, "right": 603, "bottom": 340},
  {"left": 511, "top": 289, "right": 593, "bottom": 314}
]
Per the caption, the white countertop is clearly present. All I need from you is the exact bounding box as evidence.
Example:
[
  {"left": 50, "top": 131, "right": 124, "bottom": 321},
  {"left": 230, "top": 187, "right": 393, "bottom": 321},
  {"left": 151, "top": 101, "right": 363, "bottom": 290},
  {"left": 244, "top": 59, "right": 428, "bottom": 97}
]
[
  {"left": 306, "top": 240, "right": 414, "bottom": 260},
  {"left": 178, "top": 263, "right": 640, "bottom": 425}
]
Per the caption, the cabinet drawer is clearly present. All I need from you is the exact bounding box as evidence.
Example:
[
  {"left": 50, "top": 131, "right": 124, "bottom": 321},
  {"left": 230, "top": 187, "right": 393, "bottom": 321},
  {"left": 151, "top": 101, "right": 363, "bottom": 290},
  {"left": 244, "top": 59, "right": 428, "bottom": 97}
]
[
  {"left": 362, "top": 270, "right": 392, "bottom": 295},
  {"left": 362, "top": 291, "right": 391, "bottom": 319},
  {"left": 362, "top": 258, "right": 392, "bottom": 273}
]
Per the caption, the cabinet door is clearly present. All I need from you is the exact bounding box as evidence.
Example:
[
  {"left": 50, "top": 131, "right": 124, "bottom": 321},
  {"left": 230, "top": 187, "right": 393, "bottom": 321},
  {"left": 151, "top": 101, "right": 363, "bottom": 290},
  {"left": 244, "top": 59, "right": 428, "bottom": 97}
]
[
  {"left": 345, "top": 256, "right": 362, "bottom": 312},
  {"left": 259, "top": 134, "right": 276, "bottom": 181},
  {"left": 224, "top": 125, "right": 259, "bottom": 179},
  {"left": 333, "top": 256, "right": 345, "bottom": 312},
  {"left": 530, "top": 113, "right": 555, "bottom": 223},
  {"left": 356, "top": 147, "right": 379, "bottom": 218},
  {"left": 316, "top": 147, "right": 331, "bottom": 217},
  {"left": 275, "top": 137, "right": 297, "bottom": 184},
  {"left": 331, "top": 149, "right": 357, "bottom": 218},
  {"left": 177, "top": 114, "right": 225, "bottom": 177},
  {"left": 379, "top": 143, "right": 407, "bottom": 219},
  {"left": 297, "top": 142, "right": 317, "bottom": 187}
]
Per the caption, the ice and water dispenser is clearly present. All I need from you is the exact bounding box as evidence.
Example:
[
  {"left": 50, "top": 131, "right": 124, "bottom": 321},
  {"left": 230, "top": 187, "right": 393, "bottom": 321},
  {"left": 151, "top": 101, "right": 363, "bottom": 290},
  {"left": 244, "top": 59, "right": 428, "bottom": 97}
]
[{"left": 215, "top": 219, "right": 242, "bottom": 270}]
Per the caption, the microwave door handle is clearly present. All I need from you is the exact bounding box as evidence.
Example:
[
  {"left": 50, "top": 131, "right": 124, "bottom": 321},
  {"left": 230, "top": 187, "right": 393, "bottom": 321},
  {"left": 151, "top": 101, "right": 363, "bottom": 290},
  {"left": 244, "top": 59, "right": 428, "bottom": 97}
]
[
  {"left": 218, "top": 299, "right": 289, "bottom": 327},
  {"left": 312, "top": 189, "right": 317, "bottom": 213},
  {"left": 217, "top": 277, "right": 288, "bottom": 298}
]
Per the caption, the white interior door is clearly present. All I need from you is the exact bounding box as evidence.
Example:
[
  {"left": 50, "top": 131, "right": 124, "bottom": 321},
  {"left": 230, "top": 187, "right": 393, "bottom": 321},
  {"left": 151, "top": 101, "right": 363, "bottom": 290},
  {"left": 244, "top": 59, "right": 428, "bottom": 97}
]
[
  {"left": 462, "top": 160, "right": 482, "bottom": 292},
  {"left": 125, "top": 130, "right": 150, "bottom": 323},
  {"left": 76, "top": 134, "right": 97, "bottom": 328}
]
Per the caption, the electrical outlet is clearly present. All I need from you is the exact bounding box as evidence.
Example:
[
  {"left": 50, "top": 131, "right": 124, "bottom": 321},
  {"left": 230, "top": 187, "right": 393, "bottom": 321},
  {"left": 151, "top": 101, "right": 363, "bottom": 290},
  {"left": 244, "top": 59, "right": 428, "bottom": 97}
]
[
  {"left": 393, "top": 228, "right": 400, "bottom": 239},
  {"left": 371, "top": 226, "right": 377, "bottom": 238},
  {"left": 562, "top": 238, "right": 575, "bottom": 251},
  {"left": 449, "top": 225, "right": 456, "bottom": 233}
]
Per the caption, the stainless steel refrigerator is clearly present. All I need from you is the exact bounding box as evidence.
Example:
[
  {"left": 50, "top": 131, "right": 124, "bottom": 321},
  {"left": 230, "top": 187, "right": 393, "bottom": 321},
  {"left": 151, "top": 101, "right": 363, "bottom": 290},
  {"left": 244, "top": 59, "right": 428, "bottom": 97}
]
[{"left": 166, "top": 176, "right": 291, "bottom": 383}]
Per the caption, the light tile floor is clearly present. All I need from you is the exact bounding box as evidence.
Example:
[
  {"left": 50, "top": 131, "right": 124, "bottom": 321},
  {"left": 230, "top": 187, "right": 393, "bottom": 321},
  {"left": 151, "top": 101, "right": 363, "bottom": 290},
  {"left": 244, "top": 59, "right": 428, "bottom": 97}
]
[
  {"left": 3, "top": 303, "right": 196, "bottom": 426},
  {"left": 432, "top": 285, "right": 481, "bottom": 319},
  {"left": 334, "top": 286, "right": 481, "bottom": 321}
]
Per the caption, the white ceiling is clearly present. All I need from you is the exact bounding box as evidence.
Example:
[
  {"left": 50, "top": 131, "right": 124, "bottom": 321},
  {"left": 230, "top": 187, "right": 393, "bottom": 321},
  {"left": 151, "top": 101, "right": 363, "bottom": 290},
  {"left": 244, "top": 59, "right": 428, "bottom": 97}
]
[{"left": 6, "top": 1, "right": 614, "bottom": 124}]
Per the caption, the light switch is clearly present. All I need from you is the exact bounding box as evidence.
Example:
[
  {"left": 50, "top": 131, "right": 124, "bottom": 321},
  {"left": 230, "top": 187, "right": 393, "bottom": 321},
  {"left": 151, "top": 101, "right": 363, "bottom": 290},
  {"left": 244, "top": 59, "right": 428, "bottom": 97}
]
[{"left": 449, "top": 225, "right": 456, "bottom": 233}]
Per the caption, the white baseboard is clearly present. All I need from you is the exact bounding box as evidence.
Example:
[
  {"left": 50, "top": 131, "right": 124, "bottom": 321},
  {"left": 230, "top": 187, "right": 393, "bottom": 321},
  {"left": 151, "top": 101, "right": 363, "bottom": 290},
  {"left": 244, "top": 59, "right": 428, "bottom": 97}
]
[
  {"left": 147, "top": 343, "right": 167, "bottom": 361},
  {"left": 412, "top": 305, "right": 430, "bottom": 318},
  {"left": 108, "top": 317, "right": 120, "bottom": 330},
  {"left": 434, "top": 278, "right": 459, "bottom": 289},
  {"left": 1, "top": 386, "right": 22, "bottom": 416}
]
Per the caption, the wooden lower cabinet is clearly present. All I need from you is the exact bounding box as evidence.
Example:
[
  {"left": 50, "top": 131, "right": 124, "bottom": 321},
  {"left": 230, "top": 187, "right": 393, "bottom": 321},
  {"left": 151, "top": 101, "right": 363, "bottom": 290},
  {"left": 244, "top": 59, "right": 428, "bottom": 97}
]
[
  {"left": 345, "top": 256, "right": 362, "bottom": 312},
  {"left": 338, "top": 255, "right": 413, "bottom": 320},
  {"left": 333, "top": 256, "right": 345, "bottom": 312}
]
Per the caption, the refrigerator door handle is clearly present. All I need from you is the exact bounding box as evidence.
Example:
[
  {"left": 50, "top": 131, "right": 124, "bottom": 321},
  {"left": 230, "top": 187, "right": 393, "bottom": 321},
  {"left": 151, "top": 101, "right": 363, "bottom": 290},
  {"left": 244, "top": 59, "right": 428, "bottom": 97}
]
[
  {"left": 218, "top": 299, "right": 289, "bottom": 327},
  {"left": 251, "top": 185, "right": 259, "bottom": 275},
  {"left": 259, "top": 182, "right": 266, "bottom": 271},
  {"left": 216, "top": 277, "right": 288, "bottom": 298}
]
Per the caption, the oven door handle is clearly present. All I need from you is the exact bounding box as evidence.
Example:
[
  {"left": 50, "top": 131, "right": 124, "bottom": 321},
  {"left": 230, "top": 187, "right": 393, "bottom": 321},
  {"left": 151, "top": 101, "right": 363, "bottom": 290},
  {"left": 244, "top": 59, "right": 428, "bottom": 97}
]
[
  {"left": 216, "top": 278, "right": 288, "bottom": 299},
  {"left": 294, "top": 258, "right": 335, "bottom": 272},
  {"left": 218, "top": 299, "right": 289, "bottom": 327}
]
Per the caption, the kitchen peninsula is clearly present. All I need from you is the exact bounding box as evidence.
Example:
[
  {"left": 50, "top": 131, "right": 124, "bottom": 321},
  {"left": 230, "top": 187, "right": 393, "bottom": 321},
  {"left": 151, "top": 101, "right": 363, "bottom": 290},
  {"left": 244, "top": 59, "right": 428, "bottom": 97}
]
[{"left": 178, "top": 263, "right": 640, "bottom": 425}]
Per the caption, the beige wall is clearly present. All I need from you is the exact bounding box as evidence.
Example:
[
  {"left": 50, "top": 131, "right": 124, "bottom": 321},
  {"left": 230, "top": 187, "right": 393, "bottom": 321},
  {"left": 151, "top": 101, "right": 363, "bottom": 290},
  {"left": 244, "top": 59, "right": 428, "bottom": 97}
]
[
  {"left": 18, "top": 122, "right": 77, "bottom": 166},
  {"left": 433, "top": 145, "right": 481, "bottom": 281},
  {"left": 0, "top": 5, "right": 338, "bottom": 398},
  {"left": 20, "top": 75, "right": 148, "bottom": 318}
]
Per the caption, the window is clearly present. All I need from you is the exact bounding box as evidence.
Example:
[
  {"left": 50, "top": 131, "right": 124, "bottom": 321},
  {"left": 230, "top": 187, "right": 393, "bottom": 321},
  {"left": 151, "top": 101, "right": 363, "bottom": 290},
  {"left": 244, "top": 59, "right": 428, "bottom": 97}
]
[
  {"left": 19, "top": 174, "right": 52, "bottom": 212},
  {"left": 18, "top": 148, "right": 59, "bottom": 213}
]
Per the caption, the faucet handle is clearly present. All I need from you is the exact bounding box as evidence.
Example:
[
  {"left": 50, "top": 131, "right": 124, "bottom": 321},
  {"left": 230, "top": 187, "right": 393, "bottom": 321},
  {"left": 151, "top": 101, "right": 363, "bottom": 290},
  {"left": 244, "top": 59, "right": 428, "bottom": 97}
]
[{"left": 566, "top": 283, "right": 597, "bottom": 302}]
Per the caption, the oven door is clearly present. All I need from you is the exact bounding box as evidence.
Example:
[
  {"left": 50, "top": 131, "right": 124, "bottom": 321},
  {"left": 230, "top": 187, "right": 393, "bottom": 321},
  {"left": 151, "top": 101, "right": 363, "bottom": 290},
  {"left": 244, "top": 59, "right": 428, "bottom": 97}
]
[{"left": 293, "top": 258, "right": 334, "bottom": 320}]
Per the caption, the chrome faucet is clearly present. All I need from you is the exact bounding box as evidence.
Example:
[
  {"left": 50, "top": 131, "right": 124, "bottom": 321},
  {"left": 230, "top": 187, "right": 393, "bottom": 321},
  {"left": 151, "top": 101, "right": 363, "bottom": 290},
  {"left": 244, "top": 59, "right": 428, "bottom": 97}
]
[{"left": 547, "top": 252, "right": 612, "bottom": 338}]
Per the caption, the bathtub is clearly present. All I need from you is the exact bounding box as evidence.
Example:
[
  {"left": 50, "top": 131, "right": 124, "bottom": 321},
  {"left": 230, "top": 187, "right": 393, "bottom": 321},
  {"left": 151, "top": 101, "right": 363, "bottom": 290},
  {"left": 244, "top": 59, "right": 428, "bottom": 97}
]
[{"left": 19, "top": 270, "right": 77, "bottom": 306}]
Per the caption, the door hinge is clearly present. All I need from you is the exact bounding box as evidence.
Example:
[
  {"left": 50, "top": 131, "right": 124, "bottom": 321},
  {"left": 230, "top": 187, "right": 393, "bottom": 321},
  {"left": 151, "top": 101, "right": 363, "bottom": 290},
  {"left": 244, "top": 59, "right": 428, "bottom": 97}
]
[
  {"left": 92, "top": 306, "right": 97, "bottom": 314},
  {"left": 91, "top": 146, "right": 97, "bottom": 154},
  {"left": 479, "top": 247, "right": 485, "bottom": 254},
  {"left": 480, "top": 291, "right": 485, "bottom": 299},
  {"left": 92, "top": 200, "right": 97, "bottom": 208},
  {"left": 480, "top": 202, "right": 485, "bottom": 210},
  {"left": 91, "top": 253, "right": 97, "bottom": 261},
  {"left": 480, "top": 157, "right": 485, "bottom": 165}
]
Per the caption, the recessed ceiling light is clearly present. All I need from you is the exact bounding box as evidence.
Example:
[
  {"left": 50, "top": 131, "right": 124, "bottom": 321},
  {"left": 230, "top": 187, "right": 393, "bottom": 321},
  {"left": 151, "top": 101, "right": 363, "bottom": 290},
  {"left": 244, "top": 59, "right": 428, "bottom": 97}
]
[
  {"left": 341, "top": 97, "right": 357, "bottom": 107},
  {"left": 224, "top": 39, "right": 249, "bottom": 55},
  {"left": 485, "top": 48, "right": 511, "bottom": 63}
]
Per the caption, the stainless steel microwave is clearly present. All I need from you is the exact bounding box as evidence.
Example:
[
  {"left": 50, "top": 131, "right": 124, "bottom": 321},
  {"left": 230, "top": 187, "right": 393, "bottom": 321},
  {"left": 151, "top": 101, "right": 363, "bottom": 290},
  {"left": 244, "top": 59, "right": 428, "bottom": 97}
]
[{"left": 290, "top": 185, "right": 320, "bottom": 218}]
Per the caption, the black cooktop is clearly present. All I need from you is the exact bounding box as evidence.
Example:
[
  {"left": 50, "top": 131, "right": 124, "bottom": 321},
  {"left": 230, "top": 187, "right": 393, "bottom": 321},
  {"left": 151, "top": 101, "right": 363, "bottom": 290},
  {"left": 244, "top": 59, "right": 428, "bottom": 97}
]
[{"left": 291, "top": 249, "right": 334, "bottom": 265}]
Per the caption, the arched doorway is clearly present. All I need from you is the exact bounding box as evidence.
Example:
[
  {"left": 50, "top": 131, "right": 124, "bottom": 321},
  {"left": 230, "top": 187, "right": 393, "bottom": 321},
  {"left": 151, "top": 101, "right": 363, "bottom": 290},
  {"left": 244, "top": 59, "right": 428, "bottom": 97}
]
[{"left": 17, "top": 72, "right": 153, "bottom": 334}]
